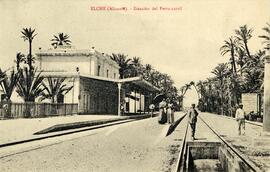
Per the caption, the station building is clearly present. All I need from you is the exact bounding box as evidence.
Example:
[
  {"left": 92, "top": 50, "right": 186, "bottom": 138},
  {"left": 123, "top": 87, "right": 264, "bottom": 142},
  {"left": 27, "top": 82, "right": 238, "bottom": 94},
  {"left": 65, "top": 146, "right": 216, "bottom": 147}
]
[{"left": 35, "top": 45, "right": 159, "bottom": 115}]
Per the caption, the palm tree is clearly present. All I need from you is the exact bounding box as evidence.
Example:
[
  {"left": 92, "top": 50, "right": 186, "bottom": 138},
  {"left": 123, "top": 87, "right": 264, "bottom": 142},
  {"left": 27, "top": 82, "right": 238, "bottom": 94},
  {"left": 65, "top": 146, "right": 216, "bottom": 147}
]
[
  {"left": 235, "top": 48, "right": 246, "bottom": 75},
  {"left": 0, "top": 69, "right": 6, "bottom": 83},
  {"left": 14, "top": 52, "right": 25, "bottom": 71},
  {"left": 178, "top": 83, "right": 191, "bottom": 109},
  {"left": 196, "top": 80, "right": 208, "bottom": 111},
  {"left": 131, "top": 57, "right": 143, "bottom": 77},
  {"left": 51, "top": 33, "right": 72, "bottom": 48},
  {"left": 148, "top": 70, "right": 160, "bottom": 87},
  {"left": 259, "top": 22, "right": 270, "bottom": 50},
  {"left": 205, "top": 78, "right": 217, "bottom": 113},
  {"left": 0, "top": 69, "right": 21, "bottom": 118},
  {"left": 189, "top": 81, "right": 200, "bottom": 99},
  {"left": 41, "top": 77, "right": 73, "bottom": 103},
  {"left": 211, "top": 63, "right": 229, "bottom": 84},
  {"left": 110, "top": 53, "right": 131, "bottom": 79},
  {"left": 235, "top": 25, "right": 253, "bottom": 58},
  {"left": 131, "top": 57, "right": 141, "bottom": 65},
  {"left": 220, "top": 37, "right": 239, "bottom": 75},
  {"left": 230, "top": 74, "right": 241, "bottom": 109},
  {"left": 0, "top": 69, "right": 20, "bottom": 101},
  {"left": 143, "top": 64, "right": 152, "bottom": 81},
  {"left": 211, "top": 63, "right": 229, "bottom": 115},
  {"left": 21, "top": 27, "right": 37, "bottom": 71},
  {"left": 145, "top": 64, "right": 152, "bottom": 71},
  {"left": 244, "top": 50, "right": 265, "bottom": 69},
  {"left": 242, "top": 50, "right": 265, "bottom": 93},
  {"left": 153, "top": 71, "right": 163, "bottom": 87},
  {"left": 160, "top": 74, "right": 173, "bottom": 93},
  {"left": 16, "top": 68, "right": 44, "bottom": 102},
  {"left": 183, "top": 83, "right": 191, "bottom": 95}
]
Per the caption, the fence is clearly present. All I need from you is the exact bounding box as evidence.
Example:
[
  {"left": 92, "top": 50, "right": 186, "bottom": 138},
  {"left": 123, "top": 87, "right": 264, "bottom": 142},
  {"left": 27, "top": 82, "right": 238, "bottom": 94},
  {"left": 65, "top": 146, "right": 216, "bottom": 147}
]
[{"left": 0, "top": 102, "right": 78, "bottom": 119}]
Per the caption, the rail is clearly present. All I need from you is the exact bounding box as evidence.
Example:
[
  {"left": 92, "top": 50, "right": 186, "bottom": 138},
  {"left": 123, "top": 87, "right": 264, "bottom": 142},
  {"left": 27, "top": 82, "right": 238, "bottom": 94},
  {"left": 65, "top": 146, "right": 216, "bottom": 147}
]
[
  {"left": 174, "top": 113, "right": 188, "bottom": 172},
  {"left": 199, "top": 116, "right": 261, "bottom": 172},
  {"left": 174, "top": 115, "right": 261, "bottom": 172}
]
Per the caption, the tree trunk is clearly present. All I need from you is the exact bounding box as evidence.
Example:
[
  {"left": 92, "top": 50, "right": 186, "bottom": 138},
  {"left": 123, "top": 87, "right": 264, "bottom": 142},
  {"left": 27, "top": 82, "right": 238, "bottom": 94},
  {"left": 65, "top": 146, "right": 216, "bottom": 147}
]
[
  {"left": 16, "top": 63, "right": 20, "bottom": 71},
  {"left": 51, "top": 96, "right": 56, "bottom": 103},
  {"left": 24, "top": 95, "right": 35, "bottom": 118},
  {"left": 231, "top": 47, "right": 237, "bottom": 75},
  {"left": 231, "top": 58, "right": 237, "bottom": 75},
  {"left": 51, "top": 97, "right": 57, "bottom": 115},
  {"left": 220, "top": 98, "right": 224, "bottom": 115},
  {"left": 119, "top": 69, "right": 124, "bottom": 79},
  {"left": 220, "top": 79, "right": 224, "bottom": 115},
  {"left": 24, "top": 102, "right": 32, "bottom": 118},
  {"left": 29, "top": 40, "right": 33, "bottom": 71},
  {"left": 245, "top": 42, "right": 252, "bottom": 59}
]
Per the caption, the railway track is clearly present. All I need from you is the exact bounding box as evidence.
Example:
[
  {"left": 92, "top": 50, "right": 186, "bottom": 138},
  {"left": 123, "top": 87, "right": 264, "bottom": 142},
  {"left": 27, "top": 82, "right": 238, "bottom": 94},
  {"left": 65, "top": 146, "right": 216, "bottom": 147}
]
[
  {"left": 174, "top": 115, "right": 262, "bottom": 172},
  {"left": 174, "top": 114, "right": 189, "bottom": 172}
]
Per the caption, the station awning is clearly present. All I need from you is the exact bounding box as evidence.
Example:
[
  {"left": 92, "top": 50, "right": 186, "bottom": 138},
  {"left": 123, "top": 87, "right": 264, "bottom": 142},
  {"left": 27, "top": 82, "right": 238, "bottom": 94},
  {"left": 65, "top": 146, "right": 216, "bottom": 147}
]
[
  {"left": 40, "top": 71, "right": 160, "bottom": 92},
  {"left": 118, "top": 77, "right": 160, "bottom": 92}
]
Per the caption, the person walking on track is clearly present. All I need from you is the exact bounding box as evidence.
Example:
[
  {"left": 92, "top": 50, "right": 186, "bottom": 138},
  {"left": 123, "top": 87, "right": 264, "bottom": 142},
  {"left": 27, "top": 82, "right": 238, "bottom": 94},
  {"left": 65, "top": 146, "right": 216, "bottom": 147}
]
[
  {"left": 235, "top": 103, "right": 246, "bottom": 135},
  {"left": 188, "top": 103, "right": 199, "bottom": 141}
]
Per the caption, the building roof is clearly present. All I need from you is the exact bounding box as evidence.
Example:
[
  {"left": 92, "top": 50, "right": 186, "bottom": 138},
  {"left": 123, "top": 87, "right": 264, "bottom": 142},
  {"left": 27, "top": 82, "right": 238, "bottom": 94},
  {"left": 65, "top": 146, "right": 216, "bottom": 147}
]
[
  {"left": 40, "top": 71, "right": 160, "bottom": 92},
  {"left": 40, "top": 71, "right": 118, "bottom": 82},
  {"left": 119, "top": 77, "right": 160, "bottom": 92},
  {"left": 36, "top": 45, "right": 119, "bottom": 68}
]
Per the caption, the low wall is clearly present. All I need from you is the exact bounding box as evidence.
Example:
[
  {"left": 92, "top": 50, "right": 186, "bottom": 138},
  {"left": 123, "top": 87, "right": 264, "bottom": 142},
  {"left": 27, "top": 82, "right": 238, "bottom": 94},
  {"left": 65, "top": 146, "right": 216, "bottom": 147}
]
[
  {"left": 219, "top": 144, "right": 254, "bottom": 172},
  {"left": 0, "top": 102, "right": 78, "bottom": 119},
  {"left": 185, "top": 141, "right": 259, "bottom": 172}
]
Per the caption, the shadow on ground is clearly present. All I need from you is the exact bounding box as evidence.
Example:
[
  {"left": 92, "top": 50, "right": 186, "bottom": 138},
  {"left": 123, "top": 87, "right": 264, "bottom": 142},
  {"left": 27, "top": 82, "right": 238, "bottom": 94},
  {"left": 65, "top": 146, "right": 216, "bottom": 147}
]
[{"left": 166, "top": 113, "right": 187, "bottom": 136}]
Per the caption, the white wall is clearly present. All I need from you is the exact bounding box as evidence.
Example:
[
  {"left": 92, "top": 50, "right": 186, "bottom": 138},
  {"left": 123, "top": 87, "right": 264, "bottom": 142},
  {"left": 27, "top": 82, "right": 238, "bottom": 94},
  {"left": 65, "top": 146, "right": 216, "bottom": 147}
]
[
  {"left": 10, "top": 90, "right": 24, "bottom": 103},
  {"left": 39, "top": 54, "right": 119, "bottom": 79},
  {"left": 39, "top": 77, "right": 80, "bottom": 104},
  {"left": 41, "top": 56, "right": 89, "bottom": 74}
]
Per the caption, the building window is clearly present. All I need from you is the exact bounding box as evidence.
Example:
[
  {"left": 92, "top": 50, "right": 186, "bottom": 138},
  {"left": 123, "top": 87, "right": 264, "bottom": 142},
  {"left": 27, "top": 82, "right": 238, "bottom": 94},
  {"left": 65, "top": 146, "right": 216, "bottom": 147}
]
[
  {"left": 106, "top": 70, "right": 109, "bottom": 78},
  {"left": 97, "top": 65, "right": 101, "bottom": 76},
  {"left": 114, "top": 73, "right": 116, "bottom": 79}
]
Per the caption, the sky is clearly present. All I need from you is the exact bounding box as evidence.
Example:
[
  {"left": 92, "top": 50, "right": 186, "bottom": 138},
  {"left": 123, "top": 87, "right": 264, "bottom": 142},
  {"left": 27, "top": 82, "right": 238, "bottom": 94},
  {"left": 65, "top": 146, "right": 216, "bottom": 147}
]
[{"left": 0, "top": 0, "right": 269, "bottom": 99}]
